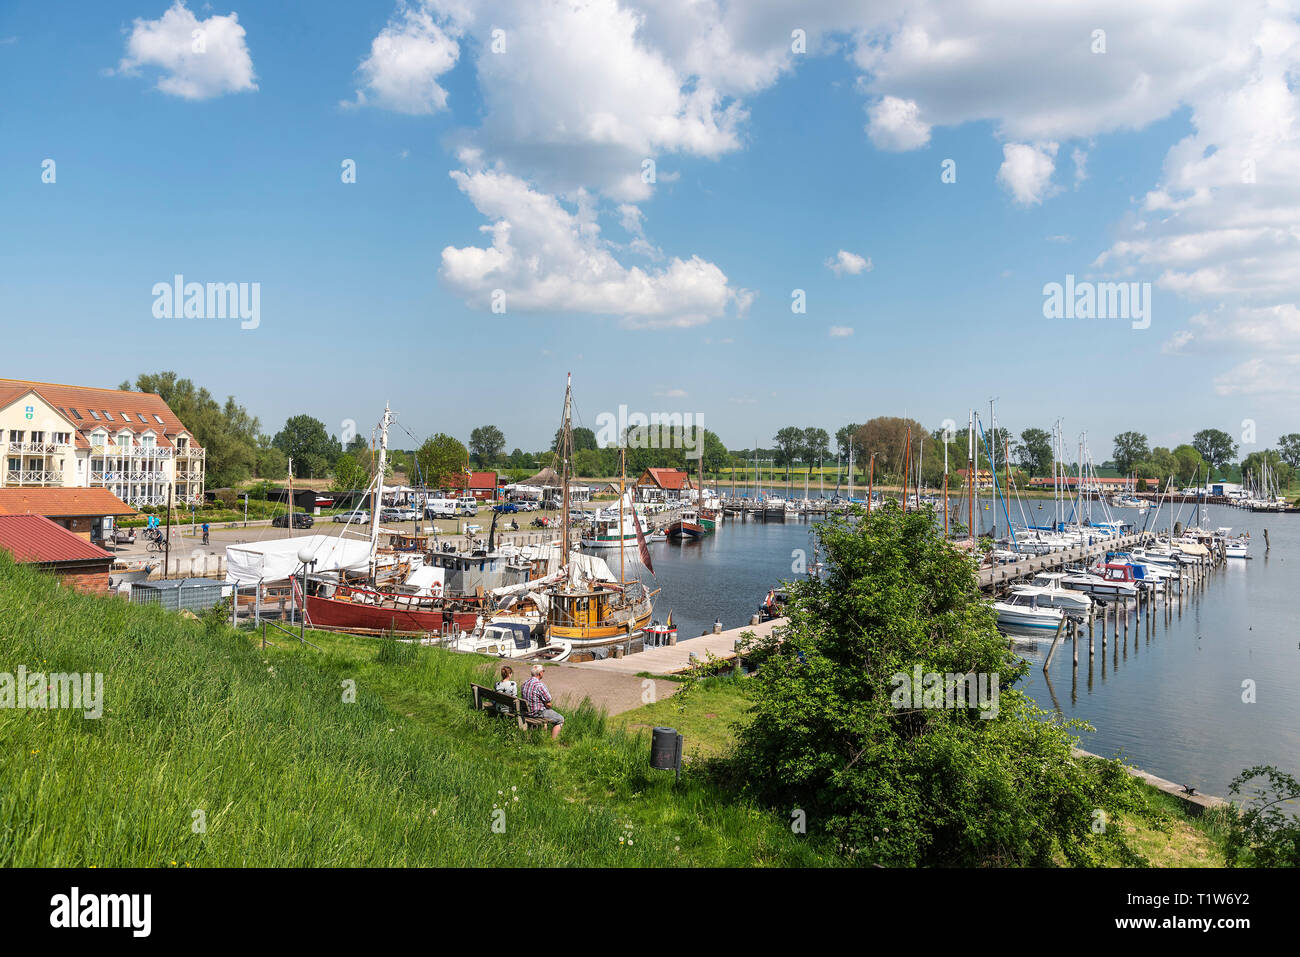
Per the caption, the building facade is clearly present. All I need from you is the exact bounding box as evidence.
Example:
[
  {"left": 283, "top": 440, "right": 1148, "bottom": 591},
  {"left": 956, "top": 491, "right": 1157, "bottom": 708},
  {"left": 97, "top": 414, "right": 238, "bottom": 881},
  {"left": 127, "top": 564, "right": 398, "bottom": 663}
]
[{"left": 0, "top": 379, "right": 205, "bottom": 508}]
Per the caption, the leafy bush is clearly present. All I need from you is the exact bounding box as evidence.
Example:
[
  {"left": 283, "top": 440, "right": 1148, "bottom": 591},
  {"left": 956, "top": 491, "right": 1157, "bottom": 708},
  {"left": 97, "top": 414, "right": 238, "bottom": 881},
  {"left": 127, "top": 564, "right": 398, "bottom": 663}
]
[
  {"left": 730, "top": 502, "right": 1144, "bottom": 866},
  {"left": 1226, "top": 765, "right": 1300, "bottom": 866}
]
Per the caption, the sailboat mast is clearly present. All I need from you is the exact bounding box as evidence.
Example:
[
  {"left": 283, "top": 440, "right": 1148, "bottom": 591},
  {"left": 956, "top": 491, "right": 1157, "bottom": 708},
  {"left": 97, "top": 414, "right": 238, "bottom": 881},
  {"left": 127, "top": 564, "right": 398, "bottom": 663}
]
[
  {"left": 560, "top": 374, "right": 572, "bottom": 573},
  {"left": 967, "top": 410, "right": 974, "bottom": 543},
  {"left": 902, "top": 426, "right": 911, "bottom": 513},
  {"left": 368, "top": 404, "right": 391, "bottom": 582},
  {"left": 943, "top": 431, "right": 949, "bottom": 539},
  {"left": 619, "top": 444, "right": 625, "bottom": 585}
]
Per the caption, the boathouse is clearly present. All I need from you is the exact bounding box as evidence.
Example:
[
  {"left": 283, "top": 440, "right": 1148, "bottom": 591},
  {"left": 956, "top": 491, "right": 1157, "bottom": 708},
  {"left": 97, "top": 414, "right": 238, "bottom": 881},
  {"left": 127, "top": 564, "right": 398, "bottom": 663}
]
[{"left": 634, "top": 467, "right": 694, "bottom": 503}]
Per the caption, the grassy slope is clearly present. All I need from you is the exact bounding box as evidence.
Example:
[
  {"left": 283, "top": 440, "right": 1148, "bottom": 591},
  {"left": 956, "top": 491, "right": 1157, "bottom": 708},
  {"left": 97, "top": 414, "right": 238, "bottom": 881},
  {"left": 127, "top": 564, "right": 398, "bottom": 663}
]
[{"left": 0, "top": 555, "right": 830, "bottom": 867}]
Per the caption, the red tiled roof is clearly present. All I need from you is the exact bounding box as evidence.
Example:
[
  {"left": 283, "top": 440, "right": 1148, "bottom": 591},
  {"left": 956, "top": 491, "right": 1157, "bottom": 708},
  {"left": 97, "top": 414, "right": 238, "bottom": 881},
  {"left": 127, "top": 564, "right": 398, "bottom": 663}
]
[
  {"left": 639, "top": 468, "right": 693, "bottom": 490},
  {"left": 0, "top": 378, "right": 201, "bottom": 450},
  {"left": 0, "top": 487, "right": 137, "bottom": 518},
  {"left": 0, "top": 514, "right": 114, "bottom": 563}
]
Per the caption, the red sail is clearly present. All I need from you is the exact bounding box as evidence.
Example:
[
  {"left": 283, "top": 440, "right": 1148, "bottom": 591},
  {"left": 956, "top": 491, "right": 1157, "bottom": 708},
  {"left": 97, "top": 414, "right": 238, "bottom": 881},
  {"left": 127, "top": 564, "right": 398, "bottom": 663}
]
[{"left": 631, "top": 504, "right": 655, "bottom": 576}]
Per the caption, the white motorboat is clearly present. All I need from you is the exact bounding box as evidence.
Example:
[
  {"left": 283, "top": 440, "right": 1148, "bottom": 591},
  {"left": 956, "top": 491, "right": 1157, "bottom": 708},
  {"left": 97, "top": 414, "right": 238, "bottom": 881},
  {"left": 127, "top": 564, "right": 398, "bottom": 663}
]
[
  {"left": 1014, "top": 574, "right": 1093, "bottom": 615},
  {"left": 994, "top": 592, "right": 1065, "bottom": 633},
  {"left": 1059, "top": 566, "right": 1139, "bottom": 600}
]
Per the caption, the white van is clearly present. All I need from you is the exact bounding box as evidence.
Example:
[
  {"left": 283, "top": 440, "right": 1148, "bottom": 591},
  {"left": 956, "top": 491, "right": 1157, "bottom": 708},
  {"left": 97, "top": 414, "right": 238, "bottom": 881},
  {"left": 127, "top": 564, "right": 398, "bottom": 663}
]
[
  {"left": 456, "top": 497, "right": 478, "bottom": 516},
  {"left": 425, "top": 498, "right": 457, "bottom": 518}
]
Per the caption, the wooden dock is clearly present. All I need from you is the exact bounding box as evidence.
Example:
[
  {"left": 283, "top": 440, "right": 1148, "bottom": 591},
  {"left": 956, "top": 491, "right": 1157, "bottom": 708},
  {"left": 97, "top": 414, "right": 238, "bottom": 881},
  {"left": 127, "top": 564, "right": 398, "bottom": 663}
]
[
  {"left": 977, "top": 533, "right": 1149, "bottom": 591},
  {"left": 568, "top": 617, "right": 787, "bottom": 676}
]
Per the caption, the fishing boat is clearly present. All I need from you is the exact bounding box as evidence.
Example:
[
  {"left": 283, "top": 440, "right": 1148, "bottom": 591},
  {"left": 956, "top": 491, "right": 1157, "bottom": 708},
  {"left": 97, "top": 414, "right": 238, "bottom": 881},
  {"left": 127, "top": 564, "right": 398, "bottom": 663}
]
[
  {"left": 296, "top": 406, "right": 502, "bottom": 638},
  {"left": 542, "top": 376, "right": 658, "bottom": 660},
  {"left": 666, "top": 507, "right": 705, "bottom": 540}
]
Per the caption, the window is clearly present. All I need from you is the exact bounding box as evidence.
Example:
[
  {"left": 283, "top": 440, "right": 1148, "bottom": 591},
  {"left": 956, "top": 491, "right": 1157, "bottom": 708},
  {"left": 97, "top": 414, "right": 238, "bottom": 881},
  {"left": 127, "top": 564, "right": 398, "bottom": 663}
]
[
  {"left": 88, "top": 410, "right": 100, "bottom": 420},
  {"left": 154, "top": 414, "right": 164, "bottom": 425},
  {"left": 138, "top": 413, "right": 148, "bottom": 425},
  {"left": 121, "top": 412, "right": 131, "bottom": 422},
  {"left": 31, "top": 431, "right": 44, "bottom": 443},
  {"left": 101, "top": 411, "right": 113, "bottom": 421},
  {"left": 9, "top": 431, "right": 22, "bottom": 444},
  {"left": 69, "top": 408, "right": 82, "bottom": 420}
]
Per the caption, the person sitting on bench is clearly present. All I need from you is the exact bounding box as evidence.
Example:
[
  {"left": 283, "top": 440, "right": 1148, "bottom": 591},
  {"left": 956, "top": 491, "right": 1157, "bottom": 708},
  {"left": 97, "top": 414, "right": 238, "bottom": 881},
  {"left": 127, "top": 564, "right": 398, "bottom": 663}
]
[
  {"left": 495, "top": 665, "right": 517, "bottom": 697},
  {"left": 520, "top": 665, "right": 564, "bottom": 740}
]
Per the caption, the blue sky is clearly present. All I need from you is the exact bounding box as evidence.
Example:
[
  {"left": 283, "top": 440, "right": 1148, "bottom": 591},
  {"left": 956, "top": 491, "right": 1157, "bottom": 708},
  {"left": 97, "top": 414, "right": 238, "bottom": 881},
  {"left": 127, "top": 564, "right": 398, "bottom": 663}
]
[{"left": 3, "top": 1, "right": 1297, "bottom": 461}]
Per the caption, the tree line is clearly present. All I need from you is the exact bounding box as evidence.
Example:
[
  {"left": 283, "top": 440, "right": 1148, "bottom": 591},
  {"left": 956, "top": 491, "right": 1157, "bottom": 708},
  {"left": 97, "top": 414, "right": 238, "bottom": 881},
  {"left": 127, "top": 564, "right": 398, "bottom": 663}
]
[{"left": 120, "top": 373, "right": 1297, "bottom": 495}]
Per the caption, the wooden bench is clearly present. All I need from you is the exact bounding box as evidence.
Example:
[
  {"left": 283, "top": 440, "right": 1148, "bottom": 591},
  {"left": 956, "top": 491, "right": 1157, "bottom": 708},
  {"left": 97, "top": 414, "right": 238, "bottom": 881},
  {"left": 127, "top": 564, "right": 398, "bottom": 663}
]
[{"left": 470, "top": 683, "right": 557, "bottom": 731}]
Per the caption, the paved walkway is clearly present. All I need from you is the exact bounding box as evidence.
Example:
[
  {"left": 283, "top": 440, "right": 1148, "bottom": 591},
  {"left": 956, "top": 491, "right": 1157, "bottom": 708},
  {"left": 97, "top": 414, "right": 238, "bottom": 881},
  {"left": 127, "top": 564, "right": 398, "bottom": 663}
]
[
  {"left": 567, "top": 617, "right": 787, "bottom": 676},
  {"left": 501, "top": 659, "right": 679, "bottom": 716}
]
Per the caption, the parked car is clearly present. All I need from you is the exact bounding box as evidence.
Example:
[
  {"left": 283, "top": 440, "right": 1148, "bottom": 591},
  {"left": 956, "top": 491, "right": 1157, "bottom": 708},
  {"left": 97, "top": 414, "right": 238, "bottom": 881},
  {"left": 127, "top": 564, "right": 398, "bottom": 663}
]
[
  {"left": 494, "top": 502, "right": 520, "bottom": 514},
  {"left": 272, "top": 513, "right": 314, "bottom": 529},
  {"left": 333, "top": 509, "right": 370, "bottom": 524},
  {"left": 456, "top": 497, "right": 478, "bottom": 516}
]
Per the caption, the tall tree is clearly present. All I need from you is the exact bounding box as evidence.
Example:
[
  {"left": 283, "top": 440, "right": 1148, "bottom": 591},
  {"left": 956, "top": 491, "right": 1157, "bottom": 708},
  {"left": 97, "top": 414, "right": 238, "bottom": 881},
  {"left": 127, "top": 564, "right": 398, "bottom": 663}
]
[
  {"left": 773, "top": 427, "right": 805, "bottom": 481},
  {"left": 552, "top": 426, "right": 598, "bottom": 453},
  {"left": 836, "top": 424, "right": 861, "bottom": 459},
  {"left": 1192, "top": 429, "right": 1237, "bottom": 480},
  {"left": 1172, "top": 444, "right": 1208, "bottom": 486},
  {"left": 802, "top": 427, "right": 830, "bottom": 475},
  {"left": 1277, "top": 433, "right": 1300, "bottom": 469},
  {"left": 417, "top": 433, "right": 469, "bottom": 488},
  {"left": 120, "top": 372, "right": 260, "bottom": 488},
  {"left": 1111, "top": 432, "right": 1150, "bottom": 474},
  {"left": 853, "top": 417, "right": 927, "bottom": 480},
  {"left": 468, "top": 425, "right": 506, "bottom": 468},
  {"left": 271, "top": 415, "right": 341, "bottom": 479},
  {"left": 1016, "top": 428, "right": 1054, "bottom": 477},
  {"left": 330, "top": 452, "right": 370, "bottom": 492}
]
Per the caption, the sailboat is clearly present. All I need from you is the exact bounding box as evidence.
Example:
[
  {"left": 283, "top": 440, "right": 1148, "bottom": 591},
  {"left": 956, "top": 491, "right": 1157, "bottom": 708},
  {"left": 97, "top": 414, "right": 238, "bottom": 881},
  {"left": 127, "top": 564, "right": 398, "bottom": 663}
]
[{"left": 543, "top": 375, "right": 658, "bottom": 658}]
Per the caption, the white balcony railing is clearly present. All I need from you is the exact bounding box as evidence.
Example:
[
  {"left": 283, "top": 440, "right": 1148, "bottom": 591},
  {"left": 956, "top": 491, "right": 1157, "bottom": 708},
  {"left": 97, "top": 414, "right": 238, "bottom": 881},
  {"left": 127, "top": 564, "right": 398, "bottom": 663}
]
[
  {"left": 4, "top": 470, "right": 60, "bottom": 485},
  {"left": 5, "top": 441, "right": 64, "bottom": 454},
  {"left": 89, "top": 444, "right": 174, "bottom": 458}
]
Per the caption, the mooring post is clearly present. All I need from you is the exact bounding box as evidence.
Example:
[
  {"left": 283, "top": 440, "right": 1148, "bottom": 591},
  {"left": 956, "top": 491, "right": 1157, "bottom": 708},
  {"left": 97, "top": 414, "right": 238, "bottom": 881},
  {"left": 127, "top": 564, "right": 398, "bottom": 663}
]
[{"left": 1088, "top": 613, "right": 1094, "bottom": 658}]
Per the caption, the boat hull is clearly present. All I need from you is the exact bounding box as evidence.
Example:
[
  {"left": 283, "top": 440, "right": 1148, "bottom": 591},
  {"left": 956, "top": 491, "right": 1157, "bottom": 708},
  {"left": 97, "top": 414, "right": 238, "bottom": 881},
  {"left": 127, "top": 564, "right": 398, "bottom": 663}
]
[{"left": 304, "top": 592, "right": 477, "bottom": 636}]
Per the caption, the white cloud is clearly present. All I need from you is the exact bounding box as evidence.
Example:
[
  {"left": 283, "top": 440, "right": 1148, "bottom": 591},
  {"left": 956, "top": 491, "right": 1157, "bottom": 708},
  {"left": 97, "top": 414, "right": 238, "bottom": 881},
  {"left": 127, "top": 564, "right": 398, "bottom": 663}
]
[
  {"left": 865, "top": 96, "right": 931, "bottom": 151},
  {"left": 1214, "top": 355, "right": 1300, "bottom": 397},
  {"left": 997, "top": 142, "right": 1058, "bottom": 206},
  {"left": 829, "top": 325, "right": 855, "bottom": 337},
  {"left": 116, "top": 1, "right": 256, "bottom": 100},
  {"left": 1072, "top": 147, "right": 1088, "bottom": 187},
  {"left": 439, "top": 167, "right": 749, "bottom": 327},
  {"left": 343, "top": 3, "right": 459, "bottom": 114},
  {"left": 825, "top": 250, "right": 872, "bottom": 276}
]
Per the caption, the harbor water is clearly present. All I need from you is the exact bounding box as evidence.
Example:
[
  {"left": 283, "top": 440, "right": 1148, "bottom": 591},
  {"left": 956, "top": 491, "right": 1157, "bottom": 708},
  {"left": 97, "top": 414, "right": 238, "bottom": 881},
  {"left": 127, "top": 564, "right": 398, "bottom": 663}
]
[{"left": 634, "top": 503, "right": 1300, "bottom": 798}]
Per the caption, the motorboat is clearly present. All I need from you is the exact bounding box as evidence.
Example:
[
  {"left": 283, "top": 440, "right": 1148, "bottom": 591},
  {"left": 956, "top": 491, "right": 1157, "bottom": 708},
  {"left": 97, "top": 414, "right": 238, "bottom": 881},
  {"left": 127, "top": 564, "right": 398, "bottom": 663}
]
[
  {"left": 1012, "top": 574, "right": 1092, "bottom": 616},
  {"left": 1059, "top": 564, "right": 1139, "bottom": 600},
  {"left": 994, "top": 592, "right": 1065, "bottom": 633}
]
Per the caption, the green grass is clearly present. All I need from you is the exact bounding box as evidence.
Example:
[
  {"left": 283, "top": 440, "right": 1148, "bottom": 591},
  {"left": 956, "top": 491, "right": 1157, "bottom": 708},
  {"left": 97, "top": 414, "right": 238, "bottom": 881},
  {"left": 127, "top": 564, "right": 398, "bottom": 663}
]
[{"left": 0, "top": 555, "right": 833, "bottom": 867}]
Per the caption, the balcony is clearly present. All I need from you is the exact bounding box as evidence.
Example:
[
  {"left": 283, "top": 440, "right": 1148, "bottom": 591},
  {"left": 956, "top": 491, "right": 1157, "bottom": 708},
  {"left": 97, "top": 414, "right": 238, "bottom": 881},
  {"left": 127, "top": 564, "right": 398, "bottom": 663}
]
[
  {"left": 4, "top": 470, "right": 61, "bottom": 485},
  {"left": 6, "top": 441, "right": 65, "bottom": 454},
  {"left": 89, "top": 444, "right": 173, "bottom": 458}
]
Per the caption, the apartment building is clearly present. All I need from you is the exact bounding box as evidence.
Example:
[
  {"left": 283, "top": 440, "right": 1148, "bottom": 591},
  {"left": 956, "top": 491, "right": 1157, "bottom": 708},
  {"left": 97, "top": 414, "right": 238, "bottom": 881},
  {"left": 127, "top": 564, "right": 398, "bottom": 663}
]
[{"left": 0, "top": 378, "right": 205, "bottom": 508}]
